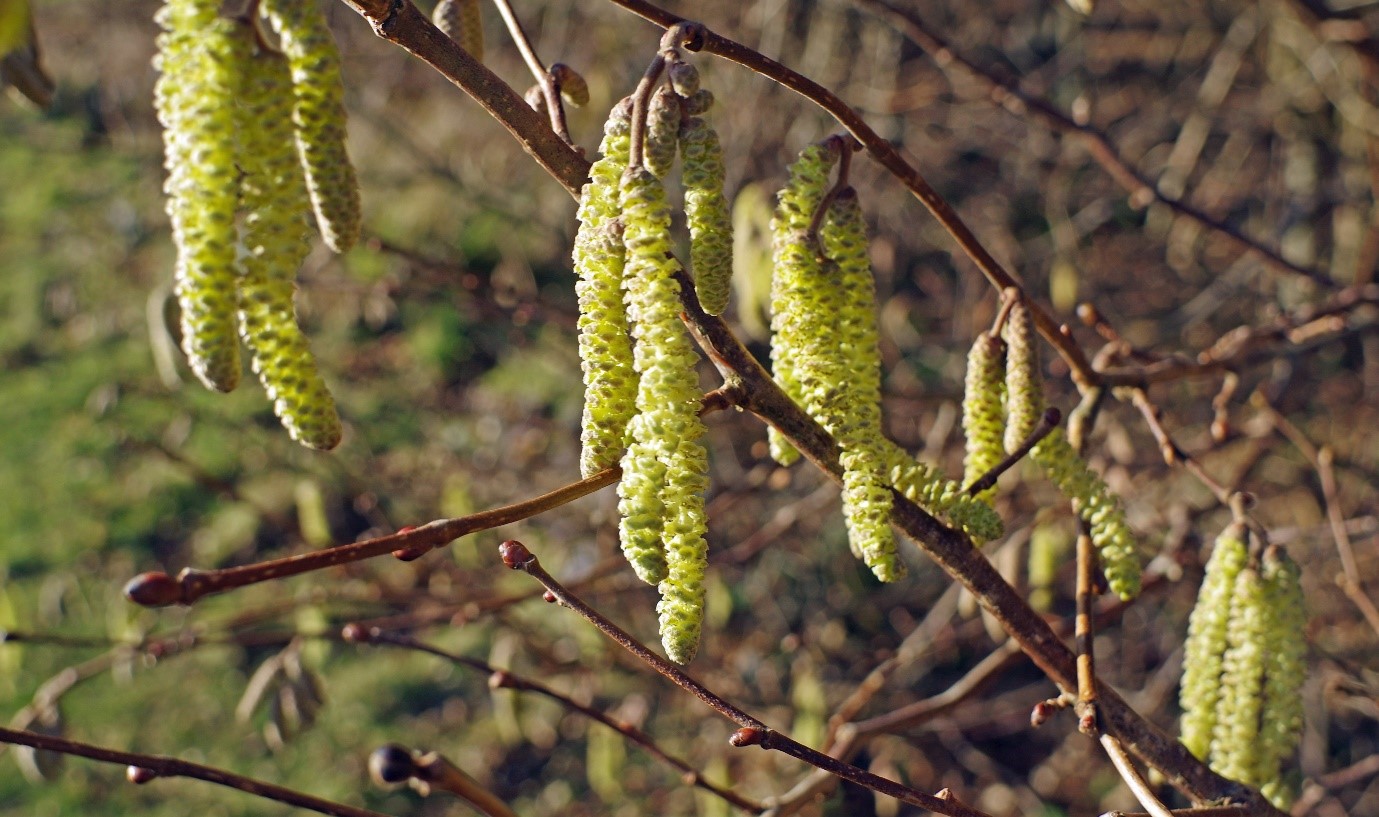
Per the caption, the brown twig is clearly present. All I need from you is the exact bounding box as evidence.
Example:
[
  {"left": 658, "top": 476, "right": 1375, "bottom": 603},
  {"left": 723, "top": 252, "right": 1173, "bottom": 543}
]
[
  {"left": 1100, "top": 733, "right": 1177, "bottom": 817},
  {"left": 1074, "top": 530, "right": 1100, "bottom": 736},
  {"left": 965, "top": 406, "right": 1061, "bottom": 497},
  {"left": 124, "top": 468, "right": 620, "bottom": 607},
  {"left": 0, "top": 726, "right": 389, "bottom": 817},
  {"left": 498, "top": 540, "right": 995, "bottom": 817},
  {"left": 346, "top": 627, "right": 762, "bottom": 812}
]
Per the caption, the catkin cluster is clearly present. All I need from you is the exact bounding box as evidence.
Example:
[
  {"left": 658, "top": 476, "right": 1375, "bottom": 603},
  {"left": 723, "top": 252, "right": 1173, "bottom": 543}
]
[
  {"left": 957, "top": 297, "right": 1141, "bottom": 598},
  {"left": 766, "top": 142, "right": 1003, "bottom": 580},
  {"left": 155, "top": 0, "right": 358, "bottom": 448},
  {"left": 571, "top": 55, "right": 729, "bottom": 664},
  {"left": 1179, "top": 531, "right": 1307, "bottom": 808}
]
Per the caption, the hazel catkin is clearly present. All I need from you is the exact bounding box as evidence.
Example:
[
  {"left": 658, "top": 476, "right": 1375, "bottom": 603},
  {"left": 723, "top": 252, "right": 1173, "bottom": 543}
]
[
  {"left": 643, "top": 85, "right": 681, "bottom": 180},
  {"left": 1179, "top": 524, "right": 1248, "bottom": 761},
  {"left": 962, "top": 331, "right": 1007, "bottom": 503},
  {"left": 431, "top": 0, "right": 483, "bottom": 62},
  {"left": 236, "top": 46, "right": 341, "bottom": 450},
  {"left": 262, "top": 0, "right": 361, "bottom": 254},
  {"left": 155, "top": 3, "right": 248, "bottom": 393},
  {"left": 679, "top": 115, "right": 733, "bottom": 316}
]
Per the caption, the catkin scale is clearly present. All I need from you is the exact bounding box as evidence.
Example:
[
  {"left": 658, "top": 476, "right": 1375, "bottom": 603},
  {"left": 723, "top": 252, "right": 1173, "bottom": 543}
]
[
  {"left": 262, "top": 0, "right": 361, "bottom": 254},
  {"left": 643, "top": 85, "right": 681, "bottom": 180},
  {"left": 575, "top": 102, "right": 637, "bottom": 477},
  {"left": 155, "top": 1, "right": 246, "bottom": 392},
  {"left": 679, "top": 116, "right": 733, "bottom": 316},
  {"left": 236, "top": 46, "right": 342, "bottom": 450}
]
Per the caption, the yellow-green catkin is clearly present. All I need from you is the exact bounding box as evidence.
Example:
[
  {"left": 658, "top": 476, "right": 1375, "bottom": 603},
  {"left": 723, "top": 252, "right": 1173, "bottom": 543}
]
[
  {"left": 1179, "top": 524, "right": 1248, "bottom": 761},
  {"left": 1031, "top": 430, "right": 1140, "bottom": 599},
  {"left": 262, "top": 0, "right": 361, "bottom": 254},
  {"left": 1002, "top": 300, "right": 1041, "bottom": 454},
  {"left": 431, "top": 0, "right": 482, "bottom": 62},
  {"left": 236, "top": 46, "right": 342, "bottom": 450},
  {"left": 619, "top": 167, "right": 710, "bottom": 663},
  {"left": 883, "top": 442, "right": 1004, "bottom": 543},
  {"left": 155, "top": 1, "right": 246, "bottom": 393},
  {"left": 817, "top": 188, "right": 899, "bottom": 581},
  {"left": 767, "top": 140, "right": 842, "bottom": 466},
  {"left": 643, "top": 85, "right": 680, "bottom": 180},
  {"left": 962, "top": 331, "right": 1007, "bottom": 503},
  {"left": 1212, "top": 563, "right": 1269, "bottom": 787},
  {"left": 575, "top": 101, "right": 637, "bottom": 478},
  {"left": 680, "top": 114, "right": 733, "bottom": 316},
  {"left": 1257, "top": 546, "right": 1306, "bottom": 809}
]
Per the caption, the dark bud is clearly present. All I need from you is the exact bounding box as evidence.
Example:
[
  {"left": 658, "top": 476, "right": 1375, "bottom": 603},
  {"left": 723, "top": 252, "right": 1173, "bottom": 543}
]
[
  {"left": 542, "top": 590, "right": 557, "bottom": 604},
  {"left": 487, "top": 670, "right": 510, "bottom": 690},
  {"left": 391, "top": 545, "right": 429, "bottom": 561},
  {"left": 728, "top": 727, "right": 766, "bottom": 748},
  {"left": 126, "top": 766, "right": 159, "bottom": 785},
  {"left": 499, "top": 540, "right": 533, "bottom": 569},
  {"left": 368, "top": 744, "right": 418, "bottom": 786},
  {"left": 340, "top": 623, "right": 370, "bottom": 643},
  {"left": 123, "top": 572, "right": 182, "bottom": 607}
]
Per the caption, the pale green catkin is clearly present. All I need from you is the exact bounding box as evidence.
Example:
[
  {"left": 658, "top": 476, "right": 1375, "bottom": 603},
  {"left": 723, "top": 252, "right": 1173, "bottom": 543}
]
[
  {"left": 236, "top": 47, "right": 342, "bottom": 450},
  {"left": 883, "top": 441, "right": 1004, "bottom": 544},
  {"left": 155, "top": 1, "right": 245, "bottom": 392},
  {"left": 679, "top": 115, "right": 733, "bottom": 316},
  {"left": 262, "top": 0, "right": 361, "bottom": 254},
  {"left": 1002, "top": 300, "right": 1041, "bottom": 455},
  {"left": 767, "top": 140, "right": 841, "bottom": 466},
  {"left": 1030, "top": 429, "right": 1141, "bottom": 599},
  {"left": 1256, "top": 547, "right": 1306, "bottom": 809},
  {"left": 643, "top": 85, "right": 680, "bottom": 180},
  {"left": 1179, "top": 524, "right": 1248, "bottom": 761},
  {"left": 816, "top": 189, "right": 899, "bottom": 581},
  {"left": 575, "top": 102, "right": 637, "bottom": 478},
  {"left": 1211, "top": 564, "right": 1269, "bottom": 787},
  {"left": 432, "top": 0, "right": 482, "bottom": 62},
  {"left": 619, "top": 167, "right": 711, "bottom": 663},
  {"left": 962, "top": 331, "right": 1007, "bottom": 504}
]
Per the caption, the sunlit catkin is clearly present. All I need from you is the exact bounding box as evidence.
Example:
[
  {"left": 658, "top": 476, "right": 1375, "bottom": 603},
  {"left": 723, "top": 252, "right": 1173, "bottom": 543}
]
[
  {"left": 1212, "top": 563, "right": 1269, "bottom": 787},
  {"left": 679, "top": 115, "right": 733, "bottom": 316},
  {"left": 431, "top": 0, "right": 482, "bottom": 62},
  {"left": 236, "top": 46, "right": 341, "bottom": 450},
  {"left": 575, "top": 101, "right": 637, "bottom": 477},
  {"left": 619, "top": 167, "right": 710, "bottom": 663},
  {"left": 1179, "top": 524, "right": 1248, "bottom": 761},
  {"left": 1002, "top": 299, "right": 1041, "bottom": 454},
  {"left": 262, "top": 0, "right": 361, "bottom": 254},
  {"left": 643, "top": 85, "right": 680, "bottom": 180},
  {"left": 767, "top": 140, "right": 841, "bottom": 466},
  {"left": 883, "top": 442, "right": 1004, "bottom": 543},
  {"left": 1257, "top": 546, "right": 1306, "bottom": 808},
  {"left": 155, "top": 2, "right": 246, "bottom": 392},
  {"left": 962, "top": 331, "right": 1007, "bottom": 503}
]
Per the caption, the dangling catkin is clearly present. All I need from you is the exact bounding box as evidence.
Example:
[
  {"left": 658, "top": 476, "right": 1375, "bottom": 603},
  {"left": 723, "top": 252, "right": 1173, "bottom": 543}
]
[
  {"left": 155, "top": 1, "right": 246, "bottom": 393},
  {"left": 1002, "top": 300, "right": 1041, "bottom": 454},
  {"left": 236, "top": 46, "right": 341, "bottom": 450},
  {"left": 1211, "top": 563, "right": 1269, "bottom": 786},
  {"left": 1257, "top": 546, "right": 1306, "bottom": 808},
  {"left": 575, "top": 100, "right": 637, "bottom": 478},
  {"left": 619, "top": 167, "right": 710, "bottom": 663},
  {"left": 767, "top": 140, "right": 841, "bottom": 466},
  {"left": 431, "top": 0, "right": 482, "bottom": 61},
  {"left": 962, "top": 331, "right": 1007, "bottom": 503},
  {"left": 643, "top": 85, "right": 680, "bottom": 180},
  {"left": 1179, "top": 524, "right": 1248, "bottom": 761},
  {"left": 261, "top": 0, "right": 361, "bottom": 254},
  {"left": 679, "top": 114, "right": 733, "bottom": 316}
]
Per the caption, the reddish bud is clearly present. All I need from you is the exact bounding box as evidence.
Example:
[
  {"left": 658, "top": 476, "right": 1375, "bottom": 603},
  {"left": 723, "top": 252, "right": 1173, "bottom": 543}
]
[
  {"left": 487, "top": 670, "right": 511, "bottom": 690},
  {"left": 542, "top": 590, "right": 558, "bottom": 604},
  {"left": 126, "top": 766, "right": 158, "bottom": 784},
  {"left": 340, "top": 623, "right": 370, "bottom": 643},
  {"left": 1030, "top": 700, "right": 1056, "bottom": 727},
  {"left": 368, "top": 744, "right": 417, "bottom": 786},
  {"left": 499, "top": 540, "right": 533, "bottom": 569},
  {"left": 729, "top": 727, "right": 766, "bottom": 748},
  {"left": 391, "top": 545, "right": 428, "bottom": 561},
  {"left": 123, "top": 572, "right": 183, "bottom": 608}
]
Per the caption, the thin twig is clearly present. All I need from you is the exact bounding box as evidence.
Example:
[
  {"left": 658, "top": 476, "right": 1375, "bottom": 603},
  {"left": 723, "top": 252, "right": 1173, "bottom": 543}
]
[
  {"left": 1100, "top": 734, "right": 1177, "bottom": 817},
  {"left": 498, "top": 540, "right": 995, "bottom": 817},
  {"left": 489, "top": 0, "right": 571, "bottom": 142},
  {"left": 1075, "top": 530, "right": 1100, "bottom": 736},
  {"left": 0, "top": 727, "right": 389, "bottom": 817}
]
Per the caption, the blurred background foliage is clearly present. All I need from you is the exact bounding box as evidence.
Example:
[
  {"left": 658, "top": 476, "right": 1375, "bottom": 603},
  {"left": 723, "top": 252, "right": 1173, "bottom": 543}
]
[{"left": 1, "top": 0, "right": 1378, "bottom": 815}]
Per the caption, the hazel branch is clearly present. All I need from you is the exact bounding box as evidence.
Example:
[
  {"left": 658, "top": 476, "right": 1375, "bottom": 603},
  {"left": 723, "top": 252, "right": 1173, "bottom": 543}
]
[
  {"left": 124, "top": 468, "right": 619, "bottom": 607},
  {"left": 0, "top": 726, "right": 389, "bottom": 817}
]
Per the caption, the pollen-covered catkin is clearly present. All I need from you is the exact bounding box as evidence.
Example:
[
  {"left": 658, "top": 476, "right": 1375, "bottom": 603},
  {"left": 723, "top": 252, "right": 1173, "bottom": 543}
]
[
  {"left": 883, "top": 442, "right": 1004, "bottom": 543},
  {"left": 1212, "top": 564, "right": 1269, "bottom": 787},
  {"left": 155, "top": 2, "right": 247, "bottom": 392},
  {"left": 262, "top": 0, "right": 361, "bottom": 254},
  {"left": 619, "top": 167, "right": 710, "bottom": 663},
  {"left": 575, "top": 101, "right": 637, "bottom": 477},
  {"left": 1031, "top": 430, "right": 1140, "bottom": 599},
  {"left": 643, "top": 85, "right": 680, "bottom": 180},
  {"left": 767, "top": 140, "right": 841, "bottom": 466},
  {"left": 962, "top": 331, "right": 1007, "bottom": 503},
  {"left": 431, "top": 0, "right": 483, "bottom": 62},
  {"left": 1002, "top": 299, "right": 1042, "bottom": 454},
  {"left": 679, "top": 115, "right": 733, "bottom": 316},
  {"left": 1179, "top": 524, "right": 1248, "bottom": 761},
  {"left": 1257, "top": 546, "right": 1306, "bottom": 808},
  {"left": 236, "top": 46, "right": 341, "bottom": 450}
]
